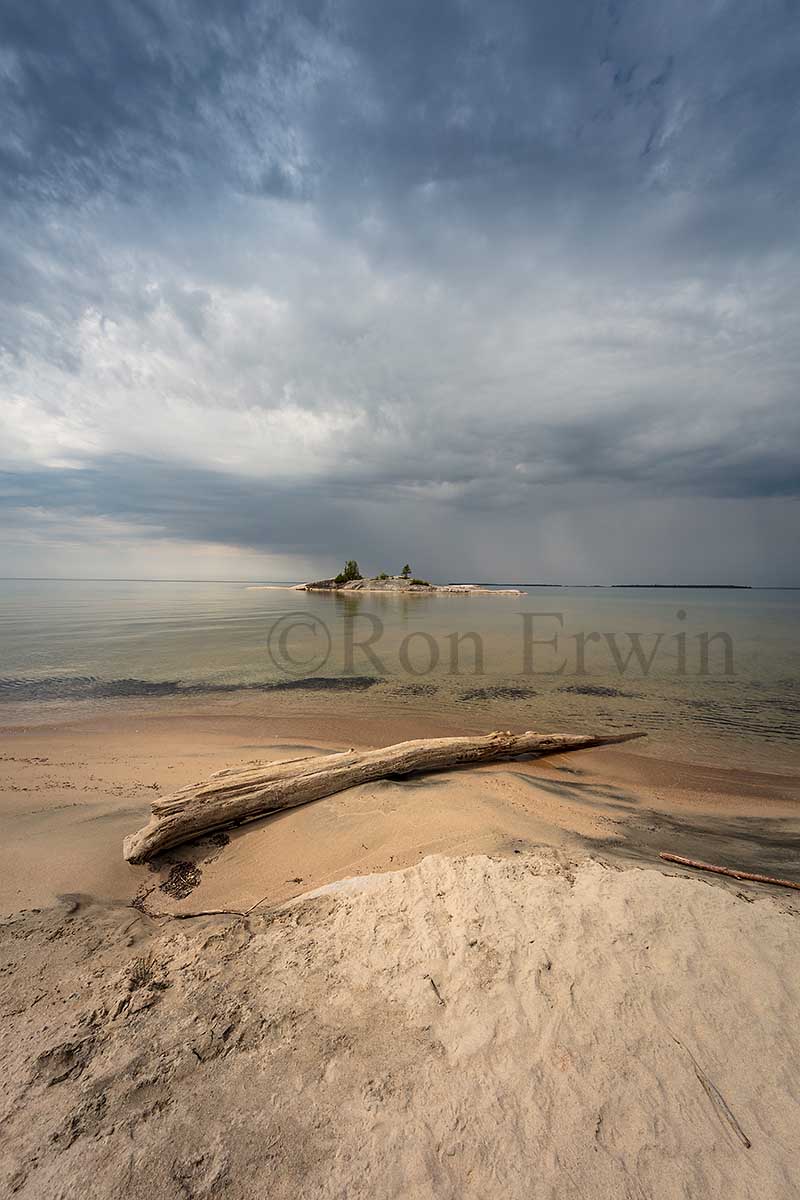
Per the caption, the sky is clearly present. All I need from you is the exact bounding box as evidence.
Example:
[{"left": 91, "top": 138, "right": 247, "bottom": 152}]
[{"left": 1, "top": 0, "right": 799, "bottom": 584}]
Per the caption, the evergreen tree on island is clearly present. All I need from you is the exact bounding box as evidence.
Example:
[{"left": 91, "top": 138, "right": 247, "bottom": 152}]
[
  {"left": 335, "top": 559, "right": 362, "bottom": 584},
  {"left": 400, "top": 563, "right": 411, "bottom": 578}
]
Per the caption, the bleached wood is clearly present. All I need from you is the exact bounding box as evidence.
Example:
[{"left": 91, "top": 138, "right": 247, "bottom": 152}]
[
  {"left": 123, "top": 729, "right": 644, "bottom": 863},
  {"left": 660, "top": 852, "right": 800, "bottom": 891}
]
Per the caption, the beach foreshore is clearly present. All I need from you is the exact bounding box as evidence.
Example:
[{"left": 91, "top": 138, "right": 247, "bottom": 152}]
[
  {"left": 2, "top": 704, "right": 800, "bottom": 915},
  {"left": 2, "top": 705, "right": 799, "bottom": 1197}
]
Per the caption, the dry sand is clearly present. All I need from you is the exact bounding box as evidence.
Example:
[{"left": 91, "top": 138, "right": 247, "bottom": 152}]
[
  {"left": 2, "top": 851, "right": 799, "bottom": 1198},
  {"left": 1, "top": 707, "right": 799, "bottom": 1196}
]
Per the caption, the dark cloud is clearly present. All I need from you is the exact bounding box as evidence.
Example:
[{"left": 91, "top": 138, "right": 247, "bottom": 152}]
[
  {"left": 5, "top": 1, "right": 799, "bottom": 241},
  {"left": 1, "top": 1, "right": 799, "bottom": 581},
  {"left": 0, "top": 0, "right": 310, "bottom": 202}
]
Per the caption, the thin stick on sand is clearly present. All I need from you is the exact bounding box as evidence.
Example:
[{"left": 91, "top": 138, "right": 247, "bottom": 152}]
[
  {"left": 660, "top": 852, "right": 800, "bottom": 892},
  {"left": 123, "top": 728, "right": 645, "bottom": 863},
  {"left": 670, "top": 1034, "right": 751, "bottom": 1149},
  {"left": 130, "top": 887, "right": 277, "bottom": 922}
]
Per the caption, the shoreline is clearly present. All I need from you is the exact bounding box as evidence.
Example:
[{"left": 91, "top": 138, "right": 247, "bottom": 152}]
[
  {"left": 2, "top": 703, "right": 799, "bottom": 917},
  {"left": 245, "top": 582, "right": 527, "bottom": 594},
  {"left": 3, "top": 703, "right": 800, "bottom": 1197}
]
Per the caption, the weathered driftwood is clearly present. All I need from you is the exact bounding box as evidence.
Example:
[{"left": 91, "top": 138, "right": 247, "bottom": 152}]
[
  {"left": 123, "top": 728, "right": 644, "bottom": 863},
  {"left": 659, "top": 852, "right": 800, "bottom": 891}
]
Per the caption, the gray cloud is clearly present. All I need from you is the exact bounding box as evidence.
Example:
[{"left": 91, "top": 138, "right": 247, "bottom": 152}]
[{"left": 1, "top": 1, "right": 799, "bottom": 582}]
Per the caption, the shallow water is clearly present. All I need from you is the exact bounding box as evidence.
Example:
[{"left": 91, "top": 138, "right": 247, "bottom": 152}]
[{"left": 0, "top": 579, "right": 798, "bottom": 770}]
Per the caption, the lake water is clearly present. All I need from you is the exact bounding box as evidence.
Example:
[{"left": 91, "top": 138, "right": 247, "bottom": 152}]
[{"left": 0, "top": 579, "right": 798, "bottom": 770}]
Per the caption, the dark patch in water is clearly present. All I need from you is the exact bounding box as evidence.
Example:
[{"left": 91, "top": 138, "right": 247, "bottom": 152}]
[
  {"left": 559, "top": 685, "right": 639, "bottom": 699},
  {"left": 389, "top": 682, "right": 439, "bottom": 698},
  {"left": 458, "top": 685, "right": 537, "bottom": 702},
  {"left": 267, "top": 676, "right": 379, "bottom": 692},
  {"left": 0, "top": 674, "right": 381, "bottom": 702},
  {"left": 0, "top": 676, "right": 187, "bottom": 701}
]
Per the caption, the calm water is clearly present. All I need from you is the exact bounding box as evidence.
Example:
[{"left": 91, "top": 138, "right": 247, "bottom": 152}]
[{"left": 0, "top": 580, "right": 798, "bottom": 770}]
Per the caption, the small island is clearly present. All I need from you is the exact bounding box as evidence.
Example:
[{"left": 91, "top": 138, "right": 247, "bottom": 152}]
[{"left": 300, "top": 560, "right": 525, "bottom": 596}]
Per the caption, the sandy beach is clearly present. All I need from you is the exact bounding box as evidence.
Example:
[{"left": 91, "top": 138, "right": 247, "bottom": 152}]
[
  {"left": 3, "top": 704, "right": 800, "bottom": 916},
  {"left": 5, "top": 0, "right": 800, "bottom": 1191},
  {"left": 2, "top": 846, "right": 800, "bottom": 1198},
  {"left": 2, "top": 702, "right": 800, "bottom": 1197}
]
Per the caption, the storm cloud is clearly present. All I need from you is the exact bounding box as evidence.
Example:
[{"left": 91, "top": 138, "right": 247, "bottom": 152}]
[{"left": 1, "top": 1, "right": 799, "bottom": 581}]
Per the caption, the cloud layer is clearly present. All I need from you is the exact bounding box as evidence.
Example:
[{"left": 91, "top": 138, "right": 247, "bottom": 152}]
[{"left": 1, "top": 1, "right": 799, "bottom": 581}]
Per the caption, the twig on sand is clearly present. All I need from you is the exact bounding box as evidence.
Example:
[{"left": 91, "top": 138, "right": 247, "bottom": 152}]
[
  {"left": 129, "top": 904, "right": 246, "bottom": 920},
  {"left": 128, "top": 890, "right": 274, "bottom": 922},
  {"left": 162, "top": 908, "right": 248, "bottom": 920},
  {"left": 426, "top": 975, "right": 446, "bottom": 1006},
  {"left": 660, "top": 852, "right": 800, "bottom": 892},
  {"left": 670, "top": 1034, "right": 751, "bottom": 1149}
]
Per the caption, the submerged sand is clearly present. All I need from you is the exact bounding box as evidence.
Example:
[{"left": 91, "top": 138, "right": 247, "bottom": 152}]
[{"left": 2, "top": 850, "right": 799, "bottom": 1198}]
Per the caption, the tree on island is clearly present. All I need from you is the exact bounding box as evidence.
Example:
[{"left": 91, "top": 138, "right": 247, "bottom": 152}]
[
  {"left": 335, "top": 559, "right": 363, "bottom": 585},
  {"left": 400, "top": 563, "right": 411, "bottom": 578}
]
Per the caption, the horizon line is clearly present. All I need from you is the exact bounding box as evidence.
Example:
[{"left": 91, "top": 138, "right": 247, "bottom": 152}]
[{"left": 1, "top": 577, "right": 799, "bottom": 590}]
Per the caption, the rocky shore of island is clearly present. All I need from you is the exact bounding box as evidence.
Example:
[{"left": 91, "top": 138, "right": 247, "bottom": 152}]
[
  {"left": 303, "top": 578, "right": 525, "bottom": 595},
  {"left": 300, "top": 562, "right": 525, "bottom": 595}
]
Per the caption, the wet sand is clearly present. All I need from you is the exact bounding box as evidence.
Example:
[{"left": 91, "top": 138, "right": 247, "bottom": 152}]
[{"left": 2, "top": 703, "right": 799, "bottom": 916}]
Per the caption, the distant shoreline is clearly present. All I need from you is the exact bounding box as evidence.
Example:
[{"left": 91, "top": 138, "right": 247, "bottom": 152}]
[{"left": 3, "top": 578, "right": 800, "bottom": 589}]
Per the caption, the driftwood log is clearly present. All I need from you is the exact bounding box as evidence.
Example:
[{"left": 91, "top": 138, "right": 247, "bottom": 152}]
[
  {"left": 123, "top": 728, "right": 644, "bottom": 863},
  {"left": 659, "top": 852, "right": 800, "bottom": 891}
]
